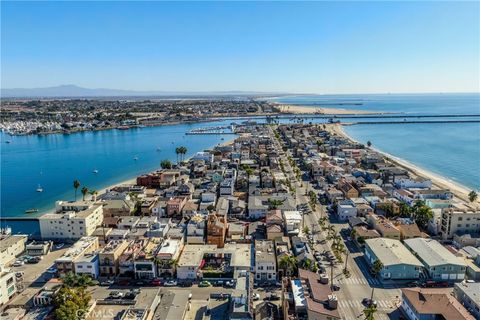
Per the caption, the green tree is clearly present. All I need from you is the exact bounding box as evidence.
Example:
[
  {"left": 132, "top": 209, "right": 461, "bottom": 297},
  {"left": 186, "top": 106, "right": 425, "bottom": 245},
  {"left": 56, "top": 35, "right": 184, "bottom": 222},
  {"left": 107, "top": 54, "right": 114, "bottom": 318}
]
[
  {"left": 279, "top": 255, "right": 298, "bottom": 276},
  {"left": 411, "top": 201, "right": 433, "bottom": 230},
  {"left": 267, "top": 198, "right": 284, "bottom": 210},
  {"left": 73, "top": 179, "right": 80, "bottom": 201},
  {"left": 363, "top": 304, "right": 377, "bottom": 320},
  {"left": 175, "top": 147, "right": 181, "bottom": 163},
  {"left": 303, "top": 226, "right": 310, "bottom": 235},
  {"left": 89, "top": 189, "right": 98, "bottom": 201},
  {"left": 160, "top": 159, "right": 172, "bottom": 169},
  {"left": 372, "top": 259, "right": 384, "bottom": 276},
  {"left": 367, "top": 140, "right": 372, "bottom": 147},
  {"left": 398, "top": 202, "right": 411, "bottom": 217},
  {"left": 318, "top": 217, "right": 328, "bottom": 229},
  {"left": 468, "top": 190, "right": 478, "bottom": 204},
  {"left": 53, "top": 286, "right": 91, "bottom": 320},
  {"left": 81, "top": 187, "right": 89, "bottom": 201},
  {"left": 180, "top": 146, "right": 188, "bottom": 161}
]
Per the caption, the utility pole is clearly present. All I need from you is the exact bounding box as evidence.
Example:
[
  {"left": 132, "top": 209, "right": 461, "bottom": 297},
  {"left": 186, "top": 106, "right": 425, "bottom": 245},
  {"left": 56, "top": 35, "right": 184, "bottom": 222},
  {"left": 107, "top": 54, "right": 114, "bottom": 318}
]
[
  {"left": 343, "top": 250, "right": 350, "bottom": 274},
  {"left": 330, "top": 261, "right": 334, "bottom": 291}
]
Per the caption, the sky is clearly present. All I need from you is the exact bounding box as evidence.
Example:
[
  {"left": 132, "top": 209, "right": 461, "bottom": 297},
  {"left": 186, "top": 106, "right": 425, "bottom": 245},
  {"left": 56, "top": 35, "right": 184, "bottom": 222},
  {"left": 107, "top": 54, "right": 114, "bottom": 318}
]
[{"left": 1, "top": 1, "right": 479, "bottom": 94}]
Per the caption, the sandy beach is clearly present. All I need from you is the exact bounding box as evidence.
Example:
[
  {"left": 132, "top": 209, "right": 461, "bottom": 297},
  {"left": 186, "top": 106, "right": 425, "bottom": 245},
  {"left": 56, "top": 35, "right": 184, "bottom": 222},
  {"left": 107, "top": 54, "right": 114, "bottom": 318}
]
[
  {"left": 273, "top": 104, "right": 384, "bottom": 115},
  {"left": 328, "top": 124, "right": 475, "bottom": 203}
]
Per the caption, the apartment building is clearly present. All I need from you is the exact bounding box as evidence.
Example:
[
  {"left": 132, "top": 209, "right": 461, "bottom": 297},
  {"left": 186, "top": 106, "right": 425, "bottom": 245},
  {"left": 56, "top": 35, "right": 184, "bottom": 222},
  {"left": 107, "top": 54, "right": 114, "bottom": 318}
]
[
  {"left": 0, "top": 235, "right": 27, "bottom": 266},
  {"left": 39, "top": 204, "right": 103, "bottom": 240},
  {"left": 441, "top": 207, "right": 480, "bottom": 240}
]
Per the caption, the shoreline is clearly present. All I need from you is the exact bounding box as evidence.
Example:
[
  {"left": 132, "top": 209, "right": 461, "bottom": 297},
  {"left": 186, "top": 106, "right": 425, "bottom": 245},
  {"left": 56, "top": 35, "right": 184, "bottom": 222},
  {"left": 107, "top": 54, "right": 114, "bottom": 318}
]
[
  {"left": 328, "top": 124, "right": 475, "bottom": 203},
  {"left": 271, "top": 103, "right": 385, "bottom": 115}
]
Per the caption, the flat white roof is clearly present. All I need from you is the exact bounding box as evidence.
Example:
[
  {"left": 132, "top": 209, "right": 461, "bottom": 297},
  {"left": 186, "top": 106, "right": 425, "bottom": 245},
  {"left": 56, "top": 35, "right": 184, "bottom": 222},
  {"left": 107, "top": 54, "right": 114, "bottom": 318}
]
[{"left": 291, "top": 279, "right": 306, "bottom": 308}]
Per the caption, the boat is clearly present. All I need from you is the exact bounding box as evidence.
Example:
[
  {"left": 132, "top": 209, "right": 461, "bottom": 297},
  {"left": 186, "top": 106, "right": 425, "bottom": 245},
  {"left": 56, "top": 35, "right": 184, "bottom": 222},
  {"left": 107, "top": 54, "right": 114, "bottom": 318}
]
[
  {"left": 36, "top": 184, "right": 43, "bottom": 192},
  {"left": 25, "top": 209, "right": 39, "bottom": 214},
  {"left": 156, "top": 148, "right": 161, "bottom": 151},
  {"left": 93, "top": 169, "right": 99, "bottom": 174},
  {"left": 133, "top": 156, "right": 139, "bottom": 161},
  {"left": 5, "top": 140, "right": 11, "bottom": 144}
]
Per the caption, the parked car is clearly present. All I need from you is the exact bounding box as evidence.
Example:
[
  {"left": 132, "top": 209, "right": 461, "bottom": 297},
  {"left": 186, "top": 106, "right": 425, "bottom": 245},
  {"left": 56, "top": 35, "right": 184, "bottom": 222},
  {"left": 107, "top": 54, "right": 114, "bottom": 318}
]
[
  {"left": 253, "top": 293, "right": 261, "bottom": 301},
  {"left": 164, "top": 280, "right": 177, "bottom": 287},
  {"left": 151, "top": 279, "right": 162, "bottom": 286},
  {"left": 224, "top": 281, "right": 235, "bottom": 288},
  {"left": 55, "top": 243, "right": 65, "bottom": 249},
  {"left": 12, "top": 260, "right": 24, "bottom": 267},
  {"left": 332, "top": 284, "right": 341, "bottom": 291},
  {"left": 117, "top": 279, "right": 130, "bottom": 286},
  {"left": 100, "top": 279, "right": 115, "bottom": 286},
  {"left": 265, "top": 293, "right": 280, "bottom": 301},
  {"left": 179, "top": 281, "right": 192, "bottom": 287},
  {"left": 109, "top": 291, "right": 124, "bottom": 299},
  {"left": 46, "top": 267, "right": 57, "bottom": 274},
  {"left": 199, "top": 280, "right": 212, "bottom": 287},
  {"left": 26, "top": 257, "right": 41, "bottom": 264}
]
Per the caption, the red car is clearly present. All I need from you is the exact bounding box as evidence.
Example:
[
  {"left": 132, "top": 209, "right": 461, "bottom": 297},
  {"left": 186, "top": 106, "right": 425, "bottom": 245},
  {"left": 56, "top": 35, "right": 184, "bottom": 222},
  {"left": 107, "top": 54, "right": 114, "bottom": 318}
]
[{"left": 151, "top": 278, "right": 162, "bottom": 286}]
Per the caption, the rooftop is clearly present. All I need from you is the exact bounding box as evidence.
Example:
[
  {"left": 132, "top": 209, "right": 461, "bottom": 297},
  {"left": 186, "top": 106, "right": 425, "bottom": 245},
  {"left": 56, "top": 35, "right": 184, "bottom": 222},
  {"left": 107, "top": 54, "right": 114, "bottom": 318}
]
[
  {"left": 365, "top": 238, "right": 423, "bottom": 267},
  {"left": 404, "top": 238, "right": 466, "bottom": 267}
]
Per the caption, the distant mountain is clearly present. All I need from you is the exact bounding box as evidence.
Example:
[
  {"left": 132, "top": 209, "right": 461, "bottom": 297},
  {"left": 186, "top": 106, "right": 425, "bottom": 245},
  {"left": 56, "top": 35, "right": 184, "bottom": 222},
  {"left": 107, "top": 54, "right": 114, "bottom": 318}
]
[{"left": 1, "top": 85, "right": 288, "bottom": 98}]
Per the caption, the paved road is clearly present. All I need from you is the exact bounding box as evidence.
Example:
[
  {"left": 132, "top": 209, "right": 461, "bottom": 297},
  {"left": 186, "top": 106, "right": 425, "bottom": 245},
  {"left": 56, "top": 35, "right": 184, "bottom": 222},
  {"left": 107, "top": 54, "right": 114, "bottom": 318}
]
[{"left": 272, "top": 126, "right": 402, "bottom": 320}]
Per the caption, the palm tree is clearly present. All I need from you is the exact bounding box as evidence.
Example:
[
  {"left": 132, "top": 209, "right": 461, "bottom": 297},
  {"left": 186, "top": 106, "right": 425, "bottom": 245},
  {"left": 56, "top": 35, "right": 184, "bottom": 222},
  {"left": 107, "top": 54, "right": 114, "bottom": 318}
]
[
  {"left": 367, "top": 140, "right": 372, "bottom": 147},
  {"left": 160, "top": 159, "right": 172, "bottom": 169},
  {"left": 180, "top": 146, "right": 188, "bottom": 161},
  {"left": 81, "top": 187, "right": 89, "bottom": 201},
  {"left": 279, "top": 255, "right": 297, "bottom": 276},
  {"left": 89, "top": 189, "right": 98, "bottom": 202},
  {"left": 363, "top": 304, "right": 377, "bottom": 320},
  {"left": 175, "top": 147, "right": 181, "bottom": 163},
  {"left": 318, "top": 217, "right": 328, "bottom": 229},
  {"left": 303, "top": 226, "right": 310, "bottom": 235},
  {"left": 350, "top": 228, "right": 357, "bottom": 240},
  {"left": 468, "top": 190, "right": 478, "bottom": 205},
  {"left": 73, "top": 180, "right": 80, "bottom": 201},
  {"left": 267, "top": 198, "right": 285, "bottom": 210}
]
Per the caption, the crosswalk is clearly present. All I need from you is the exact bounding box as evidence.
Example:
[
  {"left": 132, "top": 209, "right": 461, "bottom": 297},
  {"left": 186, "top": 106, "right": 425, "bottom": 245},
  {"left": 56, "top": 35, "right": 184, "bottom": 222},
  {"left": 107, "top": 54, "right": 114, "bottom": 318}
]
[
  {"left": 338, "top": 299, "right": 393, "bottom": 309},
  {"left": 336, "top": 276, "right": 381, "bottom": 285}
]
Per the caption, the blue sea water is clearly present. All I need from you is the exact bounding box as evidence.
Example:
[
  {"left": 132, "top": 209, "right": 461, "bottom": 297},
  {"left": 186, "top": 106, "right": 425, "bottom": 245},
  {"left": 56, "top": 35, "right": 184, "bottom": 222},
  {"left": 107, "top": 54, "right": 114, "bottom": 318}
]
[
  {"left": 1, "top": 120, "right": 237, "bottom": 218},
  {"left": 274, "top": 93, "right": 480, "bottom": 190}
]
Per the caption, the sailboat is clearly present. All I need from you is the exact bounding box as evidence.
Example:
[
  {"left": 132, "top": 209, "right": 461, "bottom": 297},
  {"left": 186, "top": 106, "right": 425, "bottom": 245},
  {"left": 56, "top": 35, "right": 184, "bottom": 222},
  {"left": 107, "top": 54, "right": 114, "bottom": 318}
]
[
  {"left": 133, "top": 156, "right": 139, "bottom": 161},
  {"left": 93, "top": 169, "right": 99, "bottom": 174},
  {"left": 36, "top": 184, "right": 43, "bottom": 192}
]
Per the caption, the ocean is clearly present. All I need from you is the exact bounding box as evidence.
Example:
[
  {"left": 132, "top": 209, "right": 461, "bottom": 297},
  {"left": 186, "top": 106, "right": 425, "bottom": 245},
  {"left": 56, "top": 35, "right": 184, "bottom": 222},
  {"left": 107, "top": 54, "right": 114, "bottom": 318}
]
[{"left": 273, "top": 93, "right": 480, "bottom": 190}]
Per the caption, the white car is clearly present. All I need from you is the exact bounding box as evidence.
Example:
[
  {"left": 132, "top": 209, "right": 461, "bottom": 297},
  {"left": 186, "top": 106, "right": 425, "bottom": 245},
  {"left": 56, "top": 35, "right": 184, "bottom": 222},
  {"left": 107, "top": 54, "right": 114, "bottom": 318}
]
[
  {"left": 12, "top": 260, "right": 24, "bottom": 267},
  {"left": 46, "top": 267, "right": 57, "bottom": 274},
  {"left": 164, "top": 280, "right": 177, "bottom": 287},
  {"left": 55, "top": 243, "right": 65, "bottom": 249},
  {"left": 253, "top": 293, "right": 261, "bottom": 301}
]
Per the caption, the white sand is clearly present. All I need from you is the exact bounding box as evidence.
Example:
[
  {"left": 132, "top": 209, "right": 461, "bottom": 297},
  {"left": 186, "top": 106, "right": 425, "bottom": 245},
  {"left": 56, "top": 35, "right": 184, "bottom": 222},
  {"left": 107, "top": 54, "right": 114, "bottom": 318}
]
[
  {"left": 274, "top": 104, "right": 383, "bottom": 115},
  {"left": 328, "top": 124, "right": 476, "bottom": 203}
]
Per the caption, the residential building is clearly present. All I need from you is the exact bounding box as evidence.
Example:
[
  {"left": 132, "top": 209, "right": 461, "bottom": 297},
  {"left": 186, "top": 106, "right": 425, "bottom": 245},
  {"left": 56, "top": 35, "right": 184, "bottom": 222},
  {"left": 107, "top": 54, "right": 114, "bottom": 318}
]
[
  {"left": 0, "top": 268, "right": 16, "bottom": 306},
  {"left": 25, "top": 240, "right": 51, "bottom": 256},
  {"left": 187, "top": 213, "right": 206, "bottom": 244},
  {"left": 367, "top": 214, "right": 401, "bottom": 240},
  {"left": 176, "top": 244, "right": 217, "bottom": 280},
  {"left": 133, "top": 238, "right": 162, "bottom": 280},
  {"left": 401, "top": 288, "right": 474, "bottom": 320},
  {"left": 404, "top": 238, "right": 467, "bottom": 282},
  {"left": 39, "top": 204, "right": 103, "bottom": 240},
  {"left": 248, "top": 195, "right": 296, "bottom": 219},
  {"left": 454, "top": 282, "right": 480, "bottom": 320},
  {"left": 74, "top": 253, "right": 99, "bottom": 279},
  {"left": 440, "top": 207, "right": 480, "bottom": 240},
  {"left": 220, "top": 178, "right": 235, "bottom": 196},
  {"left": 282, "top": 268, "right": 341, "bottom": 320},
  {"left": 283, "top": 211, "right": 302, "bottom": 235},
  {"left": 54, "top": 236, "right": 99, "bottom": 276},
  {"left": 364, "top": 238, "right": 423, "bottom": 281},
  {"left": 156, "top": 239, "right": 183, "bottom": 278},
  {"left": 206, "top": 213, "right": 227, "bottom": 248},
  {"left": 254, "top": 240, "right": 276, "bottom": 283},
  {"left": 336, "top": 199, "right": 357, "bottom": 221},
  {"left": 0, "top": 235, "right": 27, "bottom": 266},
  {"left": 99, "top": 240, "right": 130, "bottom": 277},
  {"left": 166, "top": 197, "right": 187, "bottom": 216}
]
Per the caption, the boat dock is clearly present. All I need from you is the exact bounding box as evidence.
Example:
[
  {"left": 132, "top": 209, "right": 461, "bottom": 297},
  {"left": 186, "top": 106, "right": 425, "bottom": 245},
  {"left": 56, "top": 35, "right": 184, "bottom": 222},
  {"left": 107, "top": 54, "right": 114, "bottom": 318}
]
[{"left": 186, "top": 125, "right": 236, "bottom": 135}]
